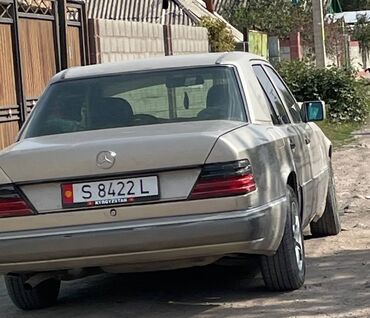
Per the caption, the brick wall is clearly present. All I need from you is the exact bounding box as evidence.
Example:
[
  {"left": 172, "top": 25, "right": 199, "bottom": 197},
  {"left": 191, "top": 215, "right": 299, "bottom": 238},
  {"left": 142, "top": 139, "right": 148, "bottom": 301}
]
[{"left": 89, "top": 19, "right": 209, "bottom": 64}]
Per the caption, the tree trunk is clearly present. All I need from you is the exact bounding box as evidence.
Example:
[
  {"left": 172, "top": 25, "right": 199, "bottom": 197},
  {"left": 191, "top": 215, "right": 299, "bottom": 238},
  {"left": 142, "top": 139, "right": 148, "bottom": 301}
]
[{"left": 361, "top": 48, "right": 368, "bottom": 69}]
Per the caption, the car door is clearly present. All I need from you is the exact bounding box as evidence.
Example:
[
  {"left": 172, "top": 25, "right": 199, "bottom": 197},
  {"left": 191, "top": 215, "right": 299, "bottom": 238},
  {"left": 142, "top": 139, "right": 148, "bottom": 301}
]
[
  {"left": 262, "top": 65, "right": 322, "bottom": 224},
  {"left": 252, "top": 64, "right": 315, "bottom": 225}
]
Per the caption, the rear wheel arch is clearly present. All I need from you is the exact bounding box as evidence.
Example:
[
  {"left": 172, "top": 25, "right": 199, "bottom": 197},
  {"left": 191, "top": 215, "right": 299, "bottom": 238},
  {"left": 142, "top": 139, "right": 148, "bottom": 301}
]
[{"left": 287, "top": 172, "right": 298, "bottom": 196}]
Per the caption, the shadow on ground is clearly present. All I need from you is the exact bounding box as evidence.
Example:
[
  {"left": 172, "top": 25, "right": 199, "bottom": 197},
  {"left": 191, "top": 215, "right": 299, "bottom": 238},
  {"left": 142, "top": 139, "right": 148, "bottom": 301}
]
[{"left": 0, "top": 247, "right": 369, "bottom": 318}]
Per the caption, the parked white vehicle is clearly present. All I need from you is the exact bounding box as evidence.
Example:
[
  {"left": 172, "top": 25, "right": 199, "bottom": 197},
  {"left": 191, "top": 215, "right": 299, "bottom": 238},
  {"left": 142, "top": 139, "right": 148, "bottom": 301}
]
[{"left": 0, "top": 52, "right": 340, "bottom": 310}]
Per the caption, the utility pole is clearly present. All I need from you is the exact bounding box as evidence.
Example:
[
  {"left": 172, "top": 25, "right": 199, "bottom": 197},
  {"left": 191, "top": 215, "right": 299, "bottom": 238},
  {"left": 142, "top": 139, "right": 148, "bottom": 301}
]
[{"left": 312, "top": 0, "right": 327, "bottom": 67}]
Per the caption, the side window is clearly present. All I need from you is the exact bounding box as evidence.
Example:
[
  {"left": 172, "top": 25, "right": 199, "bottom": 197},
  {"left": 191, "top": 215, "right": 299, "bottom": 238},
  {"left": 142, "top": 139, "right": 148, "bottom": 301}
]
[
  {"left": 264, "top": 66, "right": 302, "bottom": 123},
  {"left": 259, "top": 86, "right": 280, "bottom": 125},
  {"left": 252, "top": 65, "right": 290, "bottom": 125}
]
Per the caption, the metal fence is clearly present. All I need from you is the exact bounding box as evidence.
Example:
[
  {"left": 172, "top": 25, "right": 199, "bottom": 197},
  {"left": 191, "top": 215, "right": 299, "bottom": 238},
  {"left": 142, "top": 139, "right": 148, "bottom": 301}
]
[{"left": 0, "top": 0, "right": 88, "bottom": 148}]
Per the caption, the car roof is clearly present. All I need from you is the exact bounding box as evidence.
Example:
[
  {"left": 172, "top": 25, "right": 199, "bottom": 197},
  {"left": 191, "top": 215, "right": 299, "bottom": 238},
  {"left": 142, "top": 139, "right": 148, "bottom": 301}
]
[{"left": 52, "top": 52, "right": 267, "bottom": 83}]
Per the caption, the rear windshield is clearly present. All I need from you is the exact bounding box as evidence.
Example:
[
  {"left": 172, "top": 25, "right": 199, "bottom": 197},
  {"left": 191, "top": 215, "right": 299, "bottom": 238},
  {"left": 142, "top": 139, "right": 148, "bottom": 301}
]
[{"left": 23, "top": 66, "right": 246, "bottom": 138}]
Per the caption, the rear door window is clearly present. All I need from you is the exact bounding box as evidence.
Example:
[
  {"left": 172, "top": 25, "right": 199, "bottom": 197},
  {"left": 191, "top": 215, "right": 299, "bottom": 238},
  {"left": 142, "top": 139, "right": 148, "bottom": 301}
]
[
  {"left": 264, "top": 66, "right": 302, "bottom": 123},
  {"left": 252, "top": 65, "right": 290, "bottom": 125}
]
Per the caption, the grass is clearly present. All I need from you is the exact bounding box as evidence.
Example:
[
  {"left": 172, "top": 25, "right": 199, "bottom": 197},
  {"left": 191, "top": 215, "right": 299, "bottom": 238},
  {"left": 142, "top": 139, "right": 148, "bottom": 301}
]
[
  {"left": 318, "top": 82, "right": 370, "bottom": 147},
  {"left": 317, "top": 121, "right": 364, "bottom": 148}
]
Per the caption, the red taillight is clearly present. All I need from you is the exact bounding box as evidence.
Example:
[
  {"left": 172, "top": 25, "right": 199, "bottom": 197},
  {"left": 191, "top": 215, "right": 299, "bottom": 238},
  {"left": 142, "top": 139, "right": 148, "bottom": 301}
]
[
  {"left": 189, "top": 160, "right": 257, "bottom": 200},
  {"left": 0, "top": 185, "right": 33, "bottom": 218}
]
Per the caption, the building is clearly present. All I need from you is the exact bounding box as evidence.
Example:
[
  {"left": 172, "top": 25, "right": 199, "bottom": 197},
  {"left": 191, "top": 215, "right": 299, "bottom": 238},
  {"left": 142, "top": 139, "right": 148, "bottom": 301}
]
[{"left": 86, "top": 0, "right": 243, "bottom": 41}]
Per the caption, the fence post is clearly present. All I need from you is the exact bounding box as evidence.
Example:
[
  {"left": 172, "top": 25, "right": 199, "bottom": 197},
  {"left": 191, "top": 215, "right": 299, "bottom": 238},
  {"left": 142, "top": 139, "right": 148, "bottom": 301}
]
[
  {"left": 163, "top": 24, "right": 173, "bottom": 56},
  {"left": 243, "top": 28, "right": 249, "bottom": 52},
  {"left": 88, "top": 19, "right": 100, "bottom": 64},
  {"left": 269, "top": 36, "right": 281, "bottom": 64},
  {"left": 58, "top": 0, "right": 68, "bottom": 69},
  {"left": 11, "top": 0, "right": 26, "bottom": 125},
  {"left": 290, "top": 31, "right": 302, "bottom": 60},
  {"left": 80, "top": 0, "right": 90, "bottom": 65}
]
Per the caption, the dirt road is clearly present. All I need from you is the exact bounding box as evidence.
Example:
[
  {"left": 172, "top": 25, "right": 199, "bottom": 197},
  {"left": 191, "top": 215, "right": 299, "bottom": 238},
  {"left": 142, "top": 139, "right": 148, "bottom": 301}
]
[{"left": 0, "top": 128, "right": 369, "bottom": 318}]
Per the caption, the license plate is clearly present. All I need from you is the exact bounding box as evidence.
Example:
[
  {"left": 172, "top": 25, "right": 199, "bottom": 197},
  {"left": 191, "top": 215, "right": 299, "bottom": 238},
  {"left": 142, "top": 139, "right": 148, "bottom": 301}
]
[{"left": 62, "top": 176, "right": 159, "bottom": 208}]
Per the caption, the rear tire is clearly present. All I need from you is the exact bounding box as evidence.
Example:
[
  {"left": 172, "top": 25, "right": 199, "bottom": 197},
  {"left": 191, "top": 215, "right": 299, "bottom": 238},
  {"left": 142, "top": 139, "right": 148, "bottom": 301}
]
[
  {"left": 310, "top": 163, "right": 341, "bottom": 237},
  {"left": 4, "top": 274, "right": 60, "bottom": 310},
  {"left": 260, "top": 186, "right": 305, "bottom": 291}
]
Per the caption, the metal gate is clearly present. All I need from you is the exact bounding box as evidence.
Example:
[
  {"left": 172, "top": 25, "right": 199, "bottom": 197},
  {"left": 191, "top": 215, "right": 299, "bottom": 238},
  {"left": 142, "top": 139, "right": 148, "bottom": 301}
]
[{"left": 0, "top": 0, "right": 88, "bottom": 149}]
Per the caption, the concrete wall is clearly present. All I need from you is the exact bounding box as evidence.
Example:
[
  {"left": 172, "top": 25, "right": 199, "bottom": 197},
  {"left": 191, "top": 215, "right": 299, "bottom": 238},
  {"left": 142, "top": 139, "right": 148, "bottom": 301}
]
[
  {"left": 89, "top": 19, "right": 209, "bottom": 64},
  {"left": 326, "top": 41, "right": 366, "bottom": 70},
  {"left": 171, "top": 25, "right": 209, "bottom": 55},
  {"left": 349, "top": 41, "right": 364, "bottom": 70},
  {"left": 89, "top": 19, "right": 165, "bottom": 63},
  {"left": 279, "top": 39, "right": 291, "bottom": 61},
  {"left": 278, "top": 35, "right": 303, "bottom": 62}
]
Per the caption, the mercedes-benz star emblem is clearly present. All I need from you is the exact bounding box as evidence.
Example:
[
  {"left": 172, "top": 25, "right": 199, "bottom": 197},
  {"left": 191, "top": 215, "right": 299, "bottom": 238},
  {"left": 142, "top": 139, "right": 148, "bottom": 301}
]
[{"left": 96, "top": 151, "right": 116, "bottom": 169}]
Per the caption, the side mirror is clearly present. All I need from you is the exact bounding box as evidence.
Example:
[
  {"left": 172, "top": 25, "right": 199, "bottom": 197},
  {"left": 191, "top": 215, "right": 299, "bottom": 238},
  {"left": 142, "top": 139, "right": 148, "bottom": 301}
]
[{"left": 301, "top": 101, "right": 326, "bottom": 122}]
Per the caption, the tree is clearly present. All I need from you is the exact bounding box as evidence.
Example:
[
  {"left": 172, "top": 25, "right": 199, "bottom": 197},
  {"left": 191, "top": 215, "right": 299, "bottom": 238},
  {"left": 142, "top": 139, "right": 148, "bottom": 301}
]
[
  {"left": 340, "top": 0, "right": 370, "bottom": 11},
  {"left": 222, "top": 0, "right": 312, "bottom": 38},
  {"left": 325, "top": 17, "right": 347, "bottom": 66},
  {"left": 199, "top": 17, "right": 235, "bottom": 52},
  {"left": 352, "top": 14, "right": 370, "bottom": 68}
]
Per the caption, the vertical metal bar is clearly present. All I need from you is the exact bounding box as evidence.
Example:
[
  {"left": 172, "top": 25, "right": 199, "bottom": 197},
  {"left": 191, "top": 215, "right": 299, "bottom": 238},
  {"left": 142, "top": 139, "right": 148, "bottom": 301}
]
[
  {"left": 11, "top": 0, "right": 26, "bottom": 125},
  {"left": 58, "top": 0, "right": 68, "bottom": 69},
  {"left": 54, "top": 0, "right": 62, "bottom": 71},
  {"left": 163, "top": 24, "right": 169, "bottom": 56},
  {"left": 243, "top": 28, "right": 249, "bottom": 53},
  {"left": 80, "top": 1, "right": 89, "bottom": 65},
  {"left": 167, "top": 87, "right": 176, "bottom": 119},
  {"left": 168, "top": 23, "right": 173, "bottom": 55},
  {"left": 163, "top": 24, "right": 173, "bottom": 56},
  {"left": 88, "top": 19, "right": 99, "bottom": 64}
]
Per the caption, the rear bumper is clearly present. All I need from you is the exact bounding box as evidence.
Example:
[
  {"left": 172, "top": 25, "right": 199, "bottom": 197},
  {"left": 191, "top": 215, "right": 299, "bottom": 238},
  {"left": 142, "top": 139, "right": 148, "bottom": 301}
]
[{"left": 0, "top": 197, "right": 286, "bottom": 274}]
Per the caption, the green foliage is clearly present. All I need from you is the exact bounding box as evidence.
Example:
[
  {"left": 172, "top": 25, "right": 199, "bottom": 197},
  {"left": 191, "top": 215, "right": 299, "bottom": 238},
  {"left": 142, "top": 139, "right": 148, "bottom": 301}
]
[
  {"left": 222, "top": 0, "right": 311, "bottom": 38},
  {"left": 277, "top": 60, "right": 369, "bottom": 123},
  {"left": 199, "top": 17, "right": 235, "bottom": 52},
  {"left": 340, "top": 0, "right": 370, "bottom": 11},
  {"left": 317, "top": 121, "right": 362, "bottom": 146},
  {"left": 352, "top": 15, "right": 370, "bottom": 68}
]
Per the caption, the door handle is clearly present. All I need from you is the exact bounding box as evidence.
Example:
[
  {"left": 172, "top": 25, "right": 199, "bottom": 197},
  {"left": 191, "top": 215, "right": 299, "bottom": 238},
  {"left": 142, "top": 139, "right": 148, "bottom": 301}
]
[
  {"left": 289, "top": 139, "right": 296, "bottom": 150},
  {"left": 305, "top": 136, "right": 311, "bottom": 145}
]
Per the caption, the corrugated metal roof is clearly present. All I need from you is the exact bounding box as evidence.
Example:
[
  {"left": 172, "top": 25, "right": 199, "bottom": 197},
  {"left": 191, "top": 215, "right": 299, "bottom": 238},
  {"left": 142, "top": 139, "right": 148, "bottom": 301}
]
[
  {"left": 174, "top": 0, "right": 243, "bottom": 41},
  {"left": 328, "top": 10, "right": 370, "bottom": 24},
  {"left": 86, "top": 0, "right": 243, "bottom": 41},
  {"left": 213, "top": 0, "right": 247, "bottom": 14},
  {"left": 86, "top": 0, "right": 194, "bottom": 25}
]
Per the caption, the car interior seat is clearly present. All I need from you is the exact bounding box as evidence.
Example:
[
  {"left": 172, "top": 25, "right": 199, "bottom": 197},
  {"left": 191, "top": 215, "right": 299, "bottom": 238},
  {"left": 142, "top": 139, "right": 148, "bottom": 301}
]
[
  {"left": 197, "top": 84, "right": 230, "bottom": 120},
  {"left": 90, "top": 97, "right": 134, "bottom": 130}
]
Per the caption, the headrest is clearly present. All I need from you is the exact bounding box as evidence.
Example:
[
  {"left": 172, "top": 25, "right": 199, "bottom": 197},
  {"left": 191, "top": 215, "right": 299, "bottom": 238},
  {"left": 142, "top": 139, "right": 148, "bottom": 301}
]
[
  {"left": 206, "top": 84, "right": 230, "bottom": 108},
  {"left": 90, "top": 97, "right": 134, "bottom": 129}
]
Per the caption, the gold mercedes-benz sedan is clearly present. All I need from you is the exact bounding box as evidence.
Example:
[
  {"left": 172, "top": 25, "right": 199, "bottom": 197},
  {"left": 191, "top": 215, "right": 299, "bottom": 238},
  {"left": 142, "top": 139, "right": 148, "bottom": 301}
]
[{"left": 0, "top": 52, "right": 341, "bottom": 310}]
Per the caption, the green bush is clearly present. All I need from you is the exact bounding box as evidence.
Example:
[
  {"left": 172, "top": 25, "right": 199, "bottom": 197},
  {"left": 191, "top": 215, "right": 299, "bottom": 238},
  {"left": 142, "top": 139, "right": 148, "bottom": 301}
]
[
  {"left": 199, "top": 16, "right": 235, "bottom": 52},
  {"left": 276, "top": 60, "right": 369, "bottom": 123}
]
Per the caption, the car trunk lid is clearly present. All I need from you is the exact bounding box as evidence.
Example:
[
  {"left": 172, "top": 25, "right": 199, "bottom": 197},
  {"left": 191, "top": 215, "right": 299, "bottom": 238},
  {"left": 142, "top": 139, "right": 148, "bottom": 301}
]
[{"left": 0, "top": 121, "right": 245, "bottom": 183}]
